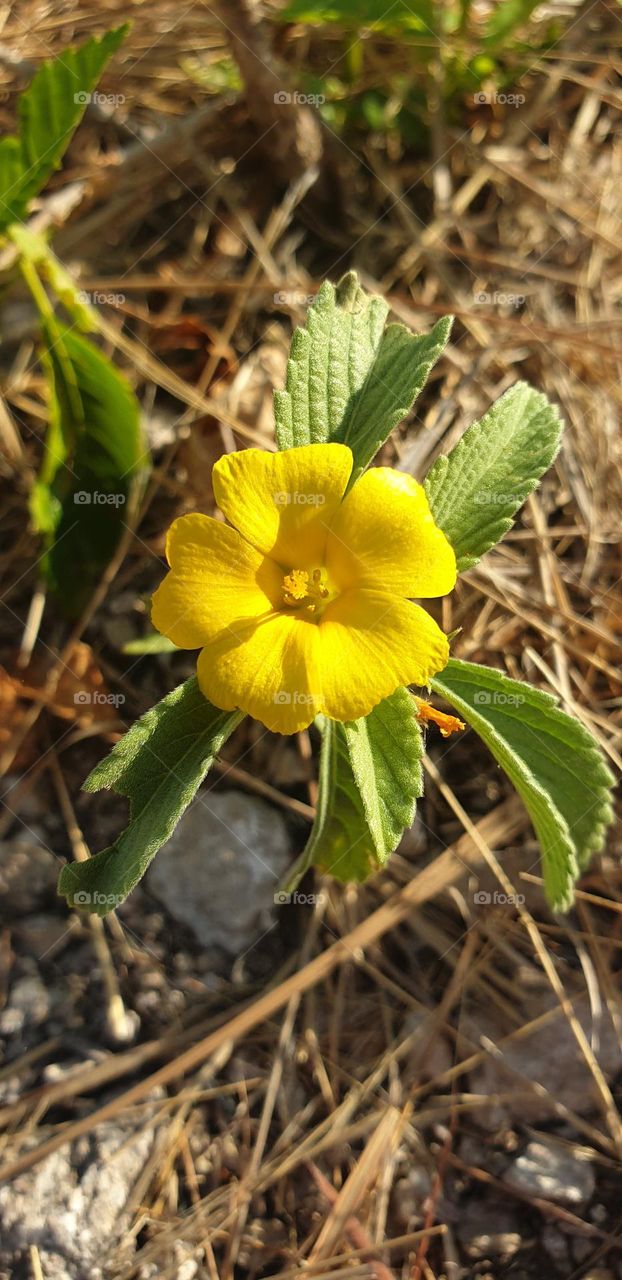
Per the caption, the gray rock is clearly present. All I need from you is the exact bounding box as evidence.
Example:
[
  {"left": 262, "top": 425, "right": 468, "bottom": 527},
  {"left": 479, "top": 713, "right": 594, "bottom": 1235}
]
[
  {"left": 503, "top": 1138, "right": 595, "bottom": 1207},
  {"left": 456, "top": 1197, "right": 523, "bottom": 1260},
  {"left": 146, "top": 790, "right": 291, "bottom": 952},
  {"left": 0, "top": 837, "right": 59, "bottom": 913},
  {"left": 542, "top": 1223, "right": 571, "bottom": 1267},
  {"left": 465, "top": 992, "right": 622, "bottom": 1125},
  {"left": 0, "top": 1120, "right": 154, "bottom": 1279},
  {"left": 0, "top": 975, "right": 50, "bottom": 1035}
]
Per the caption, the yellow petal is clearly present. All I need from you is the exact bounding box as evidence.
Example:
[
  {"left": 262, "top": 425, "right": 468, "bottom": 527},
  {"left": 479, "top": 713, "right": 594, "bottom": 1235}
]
[
  {"left": 212, "top": 443, "right": 353, "bottom": 568},
  {"left": 151, "top": 513, "right": 281, "bottom": 649},
  {"left": 196, "top": 613, "right": 322, "bottom": 734},
  {"left": 316, "top": 589, "right": 449, "bottom": 721},
  {"left": 326, "top": 467, "right": 457, "bottom": 598}
]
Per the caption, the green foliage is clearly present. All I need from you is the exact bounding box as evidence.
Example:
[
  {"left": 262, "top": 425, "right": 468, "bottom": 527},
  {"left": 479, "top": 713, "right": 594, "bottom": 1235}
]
[
  {"left": 293, "top": 690, "right": 423, "bottom": 884},
  {"left": 30, "top": 320, "right": 145, "bottom": 615},
  {"left": 123, "top": 633, "right": 178, "bottom": 655},
  {"left": 58, "top": 680, "right": 243, "bottom": 916},
  {"left": 274, "top": 0, "right": 561, "bottom": 148},
  {"left": 280, "top": 0, "right": 435, "bottom": 30},
  {"left": 274, "top": 271, "right": 452, "bottom": 482},
  {"left": 431, "top": 660, "right": 615, "bottom": 911},
  {"left": 343, "top": 688, "right": 424, "bottom": 862},
  {"left": 51, "top": 270, "right": 613, "bottom": 917},
  {"left": 424, "top": 382, "right": 562, "bottom": 571},
  {"left": 0, "top": 26, "right": 127, "bottom": 232}
]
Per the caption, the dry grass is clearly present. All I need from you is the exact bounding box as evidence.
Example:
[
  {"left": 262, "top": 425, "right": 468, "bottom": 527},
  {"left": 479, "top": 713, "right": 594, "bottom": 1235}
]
[{"left": 0, "top": 1, "right": 621, "bottom": 1277}]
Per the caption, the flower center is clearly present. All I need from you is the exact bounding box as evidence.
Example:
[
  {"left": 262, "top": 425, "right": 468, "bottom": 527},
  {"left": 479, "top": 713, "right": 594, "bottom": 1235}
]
[{"left": 282, "top": 567, "right": 329, "bottom": 614}]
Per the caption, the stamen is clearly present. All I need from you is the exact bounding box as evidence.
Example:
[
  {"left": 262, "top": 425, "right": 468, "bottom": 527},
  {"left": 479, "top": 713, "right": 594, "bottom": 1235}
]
[{"left": 282, "top": 567, "right": 329, "bottom": 612}]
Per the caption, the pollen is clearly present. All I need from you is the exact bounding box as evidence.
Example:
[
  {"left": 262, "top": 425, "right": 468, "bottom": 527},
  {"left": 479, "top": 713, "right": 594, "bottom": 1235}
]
[{"left": 282, "top": 567, "right": 329, "bottom": 611}]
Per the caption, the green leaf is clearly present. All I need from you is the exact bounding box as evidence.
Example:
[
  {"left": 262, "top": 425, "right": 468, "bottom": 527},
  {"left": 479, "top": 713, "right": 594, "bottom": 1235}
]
[
  {"left": 274, "top": 271, "right": 452, "bottom": 480},
  {"left": 343, "top": 687, "right": 423, "bottom": 862},
  {"left": 122, "top": 633, "right": 178, "bottom": 655},
  {"left": 0, "top": 26, "right": 128, "bottom": 232},
  {"left": 290, "top": 689, "right": 423, "bottom": 885},
  {"left": 431, "top": 659, "right": 615, "bottom": 911},
  {"left": 484, "top": 0, "right": 541, "bottom": 44},
  {"left": 58, "top": 679, "right": 244, "bottom": 916},
  {"left": 31, "top": 319, "right": 145, "bottom": 615},
  {"left": 424, "top": 381, "right": 562, "bottom": 572},
  {"left": 278, "top": 0, "right": 435, "bottom": 32},
  {"left": 9, "top": 225, "right": 96, "bottom": 331}
]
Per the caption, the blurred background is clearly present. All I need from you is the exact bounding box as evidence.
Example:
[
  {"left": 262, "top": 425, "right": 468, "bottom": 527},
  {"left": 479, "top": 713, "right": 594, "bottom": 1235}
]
[{"left": 0, "top": 2, "right": 621, "bottom": 1277}]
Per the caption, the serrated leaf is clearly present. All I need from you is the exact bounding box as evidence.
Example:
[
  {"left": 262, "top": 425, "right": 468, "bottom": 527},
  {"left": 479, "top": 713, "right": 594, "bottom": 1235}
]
[
  {"left": 274, "top": 271, "right": 452, "bottom": 480},
  {"left": 31, "top": 321, "right": 145, "bottom": 615},
  {"left": 293, "top": 689, "right": 423, "bottom": 885},
  {"left": 424, "top": 382, "right": 562, "bottom": 572},
  {"left": 58, "top": 679, "right": 243, "bottom": 915},
  {"left": 431, "top": 659, "right": 615, "bottom": 911},
  {"left": 0, "top": 26, "right": 127, "bottom": 232},
  {"left": 343, "top": 687, "right": 423, "bottom": 861},
  {"left": 301, "top": 718, "right": 376, "bottom": 883}
]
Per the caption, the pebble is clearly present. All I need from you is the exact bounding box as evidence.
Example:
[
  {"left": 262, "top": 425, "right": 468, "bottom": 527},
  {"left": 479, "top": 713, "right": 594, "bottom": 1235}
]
[
  {"left": 146, "top": 790, "right": 291, "bottom": 953},
  {"left": 503, "top": 1138, "right": 595, "bottom": 1207}
]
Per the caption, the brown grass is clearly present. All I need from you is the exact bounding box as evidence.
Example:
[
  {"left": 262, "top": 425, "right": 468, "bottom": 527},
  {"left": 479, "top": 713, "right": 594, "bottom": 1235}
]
[{"left": 0, "top": 1, "right": 621, "bottom": 1277}]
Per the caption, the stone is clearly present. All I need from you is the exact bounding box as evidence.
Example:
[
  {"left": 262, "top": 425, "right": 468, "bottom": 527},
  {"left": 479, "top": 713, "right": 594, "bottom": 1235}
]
[
  {"left": 0, "top": 1120, "right": 155, "bottom": 1278},
  {"left": 146, "top": 790, "right": 291, "bottom": 953},
  {"left": 456, "top": 1197, "right": 523, "bottom": 1260},
  {"left": 0, "top": 837, "right": 59, "bottom": 914},
  {"left": 0, "top": 975, "right": 50, "bottom": 1036},
  {"left": 503, "top": 1138, "right": 595, "bottom": 1207},
  {"left": 465, "top": 992, "right": 622, "bottom": 1125}
]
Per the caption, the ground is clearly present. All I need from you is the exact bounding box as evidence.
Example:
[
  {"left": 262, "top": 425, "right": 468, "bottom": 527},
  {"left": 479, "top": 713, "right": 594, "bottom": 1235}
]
[{"left": 0, "top": 2, "right": 621, "bottom": 1278}]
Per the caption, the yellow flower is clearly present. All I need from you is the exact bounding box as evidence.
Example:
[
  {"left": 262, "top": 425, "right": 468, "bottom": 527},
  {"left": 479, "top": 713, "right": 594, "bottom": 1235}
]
[{"left": 151, "top": 444, "right": 456, "bottom": 734}]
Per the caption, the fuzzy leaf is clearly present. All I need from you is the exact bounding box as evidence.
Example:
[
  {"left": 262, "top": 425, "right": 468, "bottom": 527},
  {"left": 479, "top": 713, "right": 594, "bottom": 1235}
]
[
  {"left": 0, "top": 26, "right": 127, "bottom": 231},
  {"left": 431, "top": 659, "right": 615, "bottom": 911},
  {"left": 31, "top": 324, "right": 146, "bottom": 616},
  {"left": 298, "top": 689, "right": 424, "bottom": 884},
  {"left": 424, "top": 382, "right": 562, "bottom": 571},
  {"left": 58, "top": 679, "right": 243, "bottom": 915},
  {"left": 274, "top": 271, "right": 452, "bottom": 480}
]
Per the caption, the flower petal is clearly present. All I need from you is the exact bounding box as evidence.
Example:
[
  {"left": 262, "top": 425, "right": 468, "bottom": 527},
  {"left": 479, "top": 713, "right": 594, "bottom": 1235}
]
[
  {"left": 151, "top": 513, "right": 282, "bottom": 649},
  {"left": 316, "top": 588, "right": 449, "bottom": 721},
  {"left": 212, "top": 443, "right": 353, "bottom": 568},
  {"left": 197, "top": 613, "right": 322, "bottom": 734},
  {"left": 326, "top": 467, "right": 456, "bottom": 598}
]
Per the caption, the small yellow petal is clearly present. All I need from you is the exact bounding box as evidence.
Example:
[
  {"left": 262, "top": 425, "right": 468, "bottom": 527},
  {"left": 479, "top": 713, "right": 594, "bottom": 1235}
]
[
  {"left": 326, "top": 467, "right": 456, "bottom": 598},
  {"left": 212, "top": 443, "right": 353, "bottom": 568},
  {"left": 151, "top": 513, "right": 281, "bottom": 649},
  {"left": 196, "top": 612, "right": 322, "bottom": 734},
  {"left": 316, "top": 589, "right": 449, "bottom": 722}
]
